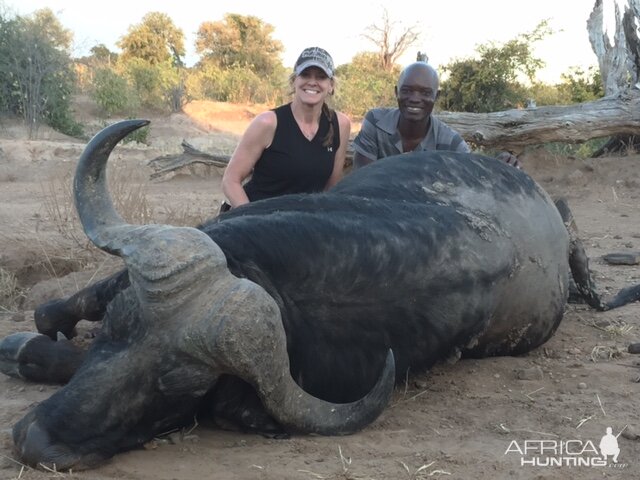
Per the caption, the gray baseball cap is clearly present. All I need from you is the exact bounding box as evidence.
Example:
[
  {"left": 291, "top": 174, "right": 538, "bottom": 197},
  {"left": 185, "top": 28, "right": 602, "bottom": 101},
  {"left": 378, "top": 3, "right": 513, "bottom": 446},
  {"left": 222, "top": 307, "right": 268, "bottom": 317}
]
[{"left": 294, "top": 47, "right": 335, "bottom": 78}]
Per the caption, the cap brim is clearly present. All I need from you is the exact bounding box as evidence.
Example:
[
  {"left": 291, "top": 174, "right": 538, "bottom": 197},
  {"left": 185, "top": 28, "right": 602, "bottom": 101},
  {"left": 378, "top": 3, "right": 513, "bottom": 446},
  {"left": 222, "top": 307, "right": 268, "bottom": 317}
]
[{"left": 295, "top": 60, "right": 333, "bottom": 78}]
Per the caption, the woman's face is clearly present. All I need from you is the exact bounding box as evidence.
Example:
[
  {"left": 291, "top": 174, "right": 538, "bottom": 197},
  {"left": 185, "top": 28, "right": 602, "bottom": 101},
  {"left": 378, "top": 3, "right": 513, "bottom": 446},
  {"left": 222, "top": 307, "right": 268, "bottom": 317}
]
[{"left": 294, "top": 67, "right": 333, "bottom": 106}]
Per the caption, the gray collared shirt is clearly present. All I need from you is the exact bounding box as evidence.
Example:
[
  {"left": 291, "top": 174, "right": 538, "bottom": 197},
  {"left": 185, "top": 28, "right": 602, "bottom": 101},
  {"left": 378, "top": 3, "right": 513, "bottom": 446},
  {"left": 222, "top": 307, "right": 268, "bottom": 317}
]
[{"left": 353, "top": 107, "right": 470, "bottom": 161}]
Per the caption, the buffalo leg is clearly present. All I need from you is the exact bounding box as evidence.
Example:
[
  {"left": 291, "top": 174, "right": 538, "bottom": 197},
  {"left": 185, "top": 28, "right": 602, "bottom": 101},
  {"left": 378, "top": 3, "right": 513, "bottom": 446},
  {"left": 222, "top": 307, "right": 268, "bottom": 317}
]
[
  {"left": 35, "top": 270, "right": 130, "bottom": 340},
  {"left": 200, "top": 375, "right": 288, "bottom": 438},
  {"left": 556, "top": 198, "right": 607, "bottom": 310},
  {"left": 555, "top": 198, "right": 640, "bottom": 311},
  {"left": 0, "top": 333, "right": 85, "bottom": 383}
]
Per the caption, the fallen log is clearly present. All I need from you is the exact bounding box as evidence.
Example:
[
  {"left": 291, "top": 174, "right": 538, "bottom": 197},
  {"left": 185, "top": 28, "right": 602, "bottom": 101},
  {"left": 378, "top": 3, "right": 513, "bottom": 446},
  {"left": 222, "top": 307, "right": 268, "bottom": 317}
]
[
  {"left": 438, "top": 88, "right": 640, "bottom": 152},
  {"left": 147, "top": 139, "right": 360, "bottom": 180},
  {"left": 147, "top": 140, "right": 231, "bottom": 179}
]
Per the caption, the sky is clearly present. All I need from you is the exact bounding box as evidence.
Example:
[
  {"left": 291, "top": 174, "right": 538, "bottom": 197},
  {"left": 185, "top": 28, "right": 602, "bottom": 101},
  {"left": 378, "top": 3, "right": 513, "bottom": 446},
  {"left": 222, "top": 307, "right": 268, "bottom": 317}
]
[{"left": 3, "top": 0, "right": 623, "bottom": 83}]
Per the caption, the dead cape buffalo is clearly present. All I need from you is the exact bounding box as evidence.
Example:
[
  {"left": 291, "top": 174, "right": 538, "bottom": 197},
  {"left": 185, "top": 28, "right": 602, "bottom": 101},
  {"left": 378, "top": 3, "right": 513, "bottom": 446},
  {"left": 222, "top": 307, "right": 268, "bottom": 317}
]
[{"left": 1, "top": 119, "right": 639, "bottom": 471}]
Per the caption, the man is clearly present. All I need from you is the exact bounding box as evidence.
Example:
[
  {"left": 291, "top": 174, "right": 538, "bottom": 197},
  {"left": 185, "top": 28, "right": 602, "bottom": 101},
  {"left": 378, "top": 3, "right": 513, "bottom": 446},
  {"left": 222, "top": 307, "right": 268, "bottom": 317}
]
[{"left": 352, "top": 62, "right": 519, "bottom": 169}]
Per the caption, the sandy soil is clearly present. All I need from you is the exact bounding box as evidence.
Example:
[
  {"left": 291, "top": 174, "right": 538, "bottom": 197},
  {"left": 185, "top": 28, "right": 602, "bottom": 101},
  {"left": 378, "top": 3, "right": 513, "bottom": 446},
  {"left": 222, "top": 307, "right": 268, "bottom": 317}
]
[{"left": 0, "top": 100, "right": 639, "bottom": 480}]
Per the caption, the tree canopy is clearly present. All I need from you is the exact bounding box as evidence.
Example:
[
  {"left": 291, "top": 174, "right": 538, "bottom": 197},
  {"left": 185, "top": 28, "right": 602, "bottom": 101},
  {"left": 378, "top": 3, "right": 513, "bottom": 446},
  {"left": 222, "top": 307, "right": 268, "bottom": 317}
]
[
  {"left": 439, "top": 21, "right": 552, "bottom": 113},
  {"left": 117, "top": 12, "right": 185, "bottom": 66},
  {"left": 0, "top": 7, "right": 79, "bottom": 138}
]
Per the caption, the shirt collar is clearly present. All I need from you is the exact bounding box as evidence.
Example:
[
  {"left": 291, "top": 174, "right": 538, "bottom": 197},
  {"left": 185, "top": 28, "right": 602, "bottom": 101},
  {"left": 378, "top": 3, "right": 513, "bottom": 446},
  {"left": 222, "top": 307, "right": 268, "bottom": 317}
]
[{"left": 381, "top": 109, "right": 437, "bottom": 153}]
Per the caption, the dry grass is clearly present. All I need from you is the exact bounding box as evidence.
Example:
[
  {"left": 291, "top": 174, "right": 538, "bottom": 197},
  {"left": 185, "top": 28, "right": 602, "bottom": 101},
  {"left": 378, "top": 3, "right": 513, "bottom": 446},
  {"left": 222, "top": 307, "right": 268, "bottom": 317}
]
[
  {"left": 108, "top": 163, "right": 155, "bottom": 225},
  {"left": 601, "top": 320, "right": 634, "bottom": 337},
  {"left": 398, "top": 460, "right": 451, "bottom": 479},
  {"left": 40, "top": 162, "right": 155, "bottom": 242},
  {"left": 590, "top": 344, "right": 624, "bottom": 362},
  {"left": 575, "top": 313, "right": 634, "bottom": 339},
  {"left": 40, "top": 160, "right": 206, "bottom": 231},
  {"left": 160, "top": 203, "right": 210, "bottom": 227},
  {"left": 296, "top": 446, "right": 453, "bottom": 480},
  {"left": 0, "top": 452, "right": 78, "bottom": 479},
  {"left": 0, "top": 156, "right": 207, "bottom": 301},
  {"left": 0, "top": 266, "right": 23, "bottom": 312},
  {"left": 39, "top": 173, "right": 85, "bottom": 246}
]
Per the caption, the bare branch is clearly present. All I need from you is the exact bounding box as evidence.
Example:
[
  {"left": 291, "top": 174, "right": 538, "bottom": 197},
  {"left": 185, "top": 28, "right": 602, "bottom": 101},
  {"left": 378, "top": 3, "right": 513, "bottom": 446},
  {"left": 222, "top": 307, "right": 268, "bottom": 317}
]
[{"left": 362, "top": 8, "right": 421, "bottom": 71}]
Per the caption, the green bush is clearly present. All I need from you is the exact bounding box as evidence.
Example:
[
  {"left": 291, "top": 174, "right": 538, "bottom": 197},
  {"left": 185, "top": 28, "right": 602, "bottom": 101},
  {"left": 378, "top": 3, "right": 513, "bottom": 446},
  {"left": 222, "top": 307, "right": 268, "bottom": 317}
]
[
  {"left": 334, "top": 53, "right": 398, "bottom": 118},
  {"left": 527, "top": 82, "right": 572, "bottom": 106},
  {"left": 541, "top": 138, "right": 609, "bottom": 158},
  {"left": 185, "top": 62, "right": 287, "bottom": 105},
  {"left": 46, "top": 106, "right": 84, "bottom": 138},
  {"left": 124, "top": 58, "right": 166, "bottom": 110},
  {"left": 184, "top": 63, "right": 224, "bottom": 100},
  {"left": 0, "top": 9, "right": 82, "bottom": 137},
  {"left": 93, "top": 68, "right": 139, "bottom": 116},
  {"left": 44, "top": 67, "right": 84, "bottom": 137},
  {"left": 558, "top": 66, "right": 603, "bottom": 103},
  {"left": 95, "top": 118, "right": 149, "bottom": 144},
  {"left": 122, "top": 121, "right": 150, "bottom": 145}
]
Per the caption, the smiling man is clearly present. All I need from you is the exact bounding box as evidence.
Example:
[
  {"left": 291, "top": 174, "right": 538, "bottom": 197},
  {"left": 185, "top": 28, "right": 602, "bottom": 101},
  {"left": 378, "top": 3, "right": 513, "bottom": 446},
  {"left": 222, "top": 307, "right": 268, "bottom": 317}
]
[{"left": 353, "top": 62, "right": 477, "bottom": 169}]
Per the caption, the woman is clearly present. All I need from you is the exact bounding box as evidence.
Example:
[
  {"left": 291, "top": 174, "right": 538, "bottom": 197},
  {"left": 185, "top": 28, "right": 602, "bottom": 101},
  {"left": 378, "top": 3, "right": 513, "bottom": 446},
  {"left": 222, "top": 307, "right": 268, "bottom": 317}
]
[{"left": 221, "top": 47, "right": 351, "bottom": 210}]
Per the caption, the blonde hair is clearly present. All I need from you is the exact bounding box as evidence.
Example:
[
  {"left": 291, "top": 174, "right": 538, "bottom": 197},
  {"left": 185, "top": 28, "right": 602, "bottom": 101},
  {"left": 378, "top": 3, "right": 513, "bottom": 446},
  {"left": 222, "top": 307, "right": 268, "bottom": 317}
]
[{"left": 288, "top": 73, "right": 338, "bottom": 148}]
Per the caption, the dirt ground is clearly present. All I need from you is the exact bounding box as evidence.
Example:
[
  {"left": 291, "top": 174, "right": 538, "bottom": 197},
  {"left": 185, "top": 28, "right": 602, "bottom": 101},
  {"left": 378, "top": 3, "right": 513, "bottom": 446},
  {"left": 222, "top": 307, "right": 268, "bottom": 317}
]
[{"left": 0, "top": 100, "right": 639, "bottom": 480}]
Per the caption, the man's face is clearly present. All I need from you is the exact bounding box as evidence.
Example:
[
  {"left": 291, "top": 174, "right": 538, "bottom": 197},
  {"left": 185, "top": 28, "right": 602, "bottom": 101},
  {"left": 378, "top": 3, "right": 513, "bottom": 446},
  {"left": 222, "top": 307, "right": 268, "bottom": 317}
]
[{"left": 395, "top": 67, "right": 438, "bottom": 122}]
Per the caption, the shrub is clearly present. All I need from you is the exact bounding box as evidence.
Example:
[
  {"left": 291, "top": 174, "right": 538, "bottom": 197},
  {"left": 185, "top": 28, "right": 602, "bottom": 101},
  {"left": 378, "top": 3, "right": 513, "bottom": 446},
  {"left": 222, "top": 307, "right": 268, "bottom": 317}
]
[
  {"left": 334, "top": 53, "right": 398, "bottom": 118},
  {"left": 185, "top": 62, "right": 287, "bottom": 105},
  {"left": 122, "top": 121, "right": 150, "bottom": 145},
  {"left": 93, "top": 68, "right": 139, "bottom": 116}
]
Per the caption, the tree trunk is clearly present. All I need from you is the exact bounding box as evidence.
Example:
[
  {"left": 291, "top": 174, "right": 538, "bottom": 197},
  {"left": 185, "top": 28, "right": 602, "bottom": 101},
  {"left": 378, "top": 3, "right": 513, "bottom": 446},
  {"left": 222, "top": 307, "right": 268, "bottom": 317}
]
[
  {"left": 437, "top": 89, "right": 640, "bottom": 153},
  {"left": 587, "top": 0, "right": 640, "bottom": 155}
]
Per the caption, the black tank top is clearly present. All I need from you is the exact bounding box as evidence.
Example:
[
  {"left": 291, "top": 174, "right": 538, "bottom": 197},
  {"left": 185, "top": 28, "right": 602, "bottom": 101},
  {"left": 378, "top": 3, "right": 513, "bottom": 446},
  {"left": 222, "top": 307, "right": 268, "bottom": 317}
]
[{"left": 243, "top": 103, "right": 339, "bottom": 202}]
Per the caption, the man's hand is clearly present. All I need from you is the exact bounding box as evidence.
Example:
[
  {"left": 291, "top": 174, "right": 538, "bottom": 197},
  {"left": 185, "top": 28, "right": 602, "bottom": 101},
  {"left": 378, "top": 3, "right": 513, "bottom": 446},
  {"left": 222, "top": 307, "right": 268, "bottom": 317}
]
[{"left": 496, "top": 151, "right": 521, "bottom": 169}]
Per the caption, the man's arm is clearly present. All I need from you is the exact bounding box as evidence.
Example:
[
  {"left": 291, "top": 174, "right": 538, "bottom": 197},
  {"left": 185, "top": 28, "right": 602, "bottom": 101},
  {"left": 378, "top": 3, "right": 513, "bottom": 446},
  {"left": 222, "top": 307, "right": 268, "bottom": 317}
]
[
  {"left": 456, "top": 133, "right": 521, "bottom": 169},
  {"left": 351, "top": 110, "right": 380, "bottom": 169}
]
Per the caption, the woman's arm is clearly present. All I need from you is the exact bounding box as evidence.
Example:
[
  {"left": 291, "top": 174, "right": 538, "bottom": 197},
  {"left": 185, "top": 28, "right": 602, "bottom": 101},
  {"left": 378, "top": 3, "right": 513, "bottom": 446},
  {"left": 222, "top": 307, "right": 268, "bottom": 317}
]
[{"left": 222, "top": 111, "right": 277, "bottom": 208}]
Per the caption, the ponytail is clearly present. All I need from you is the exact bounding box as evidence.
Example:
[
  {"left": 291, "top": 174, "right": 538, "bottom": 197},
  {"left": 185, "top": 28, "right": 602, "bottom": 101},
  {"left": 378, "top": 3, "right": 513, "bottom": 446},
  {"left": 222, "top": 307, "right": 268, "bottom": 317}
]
[{"left": 321, "top": 102, "right": 336, "bottom": 148}]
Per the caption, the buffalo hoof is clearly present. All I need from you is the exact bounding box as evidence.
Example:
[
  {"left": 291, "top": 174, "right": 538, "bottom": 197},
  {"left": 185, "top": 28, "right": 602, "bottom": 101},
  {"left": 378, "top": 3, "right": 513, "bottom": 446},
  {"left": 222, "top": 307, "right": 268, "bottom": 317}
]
[
  {"left": 13, "top": 411, "right": 107, "bottom": 470},
  {"left": 0, "top": 332, "right": 84, "bottom": 384},
  {"left": 0, "top": 332, "right": 41, "bottom": 380},
  {"left": 35, "top": 299, "right": 78, "bottom": 340},
  {"left": 605, "top": 284, "right": 640, "bottom": 310}
]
